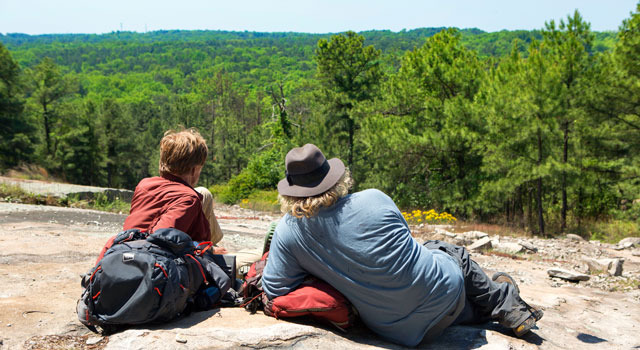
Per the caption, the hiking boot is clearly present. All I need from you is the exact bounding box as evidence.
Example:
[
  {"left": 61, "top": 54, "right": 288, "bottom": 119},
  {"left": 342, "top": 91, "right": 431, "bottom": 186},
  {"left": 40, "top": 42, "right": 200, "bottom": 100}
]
[
  {"left": 512, "top": 304, "right": 545, "bottom": 337},
  {"left": 492, "top": 272, "right": 544, "bottom": 320},
  {"left": 513, "top": 315, "right": 537, "bottom": 337},
  {"left": 492, "top": 272, "right": 544, "bottom": 336}
]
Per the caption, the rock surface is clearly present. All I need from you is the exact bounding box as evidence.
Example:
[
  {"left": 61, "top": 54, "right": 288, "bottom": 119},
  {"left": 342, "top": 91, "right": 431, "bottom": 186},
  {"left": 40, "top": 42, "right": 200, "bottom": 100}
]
[{"left": 1, "top": 200, "right": 640, "bottom": 349}]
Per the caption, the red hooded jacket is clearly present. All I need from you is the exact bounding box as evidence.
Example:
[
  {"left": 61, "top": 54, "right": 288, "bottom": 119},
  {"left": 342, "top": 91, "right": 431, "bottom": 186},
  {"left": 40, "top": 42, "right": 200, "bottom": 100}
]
[{"left": 96, "top": 174, "right": 211, "bottom": 263}]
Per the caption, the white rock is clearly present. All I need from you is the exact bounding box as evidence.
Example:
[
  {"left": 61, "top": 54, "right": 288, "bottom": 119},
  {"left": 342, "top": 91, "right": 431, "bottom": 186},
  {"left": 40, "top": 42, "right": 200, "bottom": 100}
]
[
  {"left": 462, "top": 231, "right": 489, "bottom": 239},
  {"left": 494, "top": 242, "right": 524, "bottom": 254},
  {"left": 618, "top": 237, "right": 640, "bottom": 246},
  {"left": 435, "top": 227, "right": 455, "bottom": 236},
  {"left": 614, "top": 242, "right": 636, "bottom": 250},
  {"left": 608, "top": 259, "right": 624, "bottom": 276},
  {"left": 86, "top": 336, "right": 103, "bottom": 345},
  {"left": 566, "top": 234, "right": 585, "bottom": 242},
  {"left": 584, "top": 258, "right": 624, "bottom": 276},
  {"left": 518, "top": 241, "right": 538, "bottom": 253},
  {"left": 175, "top": 334, "right": 187, "bottom": 344},
  {"left": 467, "top": 237, "right": 492, "bottom": 251},
  {"left": 547, "top": 268, "right": 590, "bottom": 281}
]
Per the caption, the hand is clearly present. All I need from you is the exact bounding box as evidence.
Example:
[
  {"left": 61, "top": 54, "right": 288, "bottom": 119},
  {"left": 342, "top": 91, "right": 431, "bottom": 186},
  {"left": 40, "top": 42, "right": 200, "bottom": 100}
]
[{"left": 213, "top": 246, "right": 228, "bottom": 255}]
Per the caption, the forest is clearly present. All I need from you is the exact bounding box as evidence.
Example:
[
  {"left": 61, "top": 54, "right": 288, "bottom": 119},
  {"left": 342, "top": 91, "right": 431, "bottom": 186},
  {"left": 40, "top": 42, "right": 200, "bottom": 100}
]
[{"left": 1, "top": 5, "right": 639, "bottom": 238}]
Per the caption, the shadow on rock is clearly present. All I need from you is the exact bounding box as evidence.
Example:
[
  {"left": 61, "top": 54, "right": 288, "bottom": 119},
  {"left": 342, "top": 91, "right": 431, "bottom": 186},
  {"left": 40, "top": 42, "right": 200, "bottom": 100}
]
[
  {"left": 470, "top": 321, "right": 544, "bottom": 347},
  {"left": 577, "top": 332, "right": 607, "bottom": 344},
  {"left": 148, "top": 308, "right": 223, "bottom": 330}
]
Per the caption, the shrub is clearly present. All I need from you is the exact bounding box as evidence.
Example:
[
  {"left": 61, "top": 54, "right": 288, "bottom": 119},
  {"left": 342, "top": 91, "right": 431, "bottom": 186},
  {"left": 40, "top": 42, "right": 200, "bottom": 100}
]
[{"left": 217, "top": 145, "right": 285, "bottom": 204}]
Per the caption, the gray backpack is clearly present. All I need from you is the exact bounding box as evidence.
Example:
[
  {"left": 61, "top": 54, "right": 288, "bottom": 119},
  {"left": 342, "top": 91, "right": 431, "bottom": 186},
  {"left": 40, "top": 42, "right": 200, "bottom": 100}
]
[{"left": 77, "top": 228, "right": 231, "bottom": 333}]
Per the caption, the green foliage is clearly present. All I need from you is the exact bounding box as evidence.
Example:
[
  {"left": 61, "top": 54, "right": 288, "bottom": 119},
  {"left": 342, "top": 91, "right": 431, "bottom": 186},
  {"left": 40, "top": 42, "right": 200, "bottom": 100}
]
[
  {"left": 240, "top": 190, "right": 280, "bottom": 213},
  {"left": 362, "top": 28, "right": 485, "bottom": 216},
  {"left": 316, "top": 31, "right": 383, "bottom": 169},
  {"left": 0, "top": 183, "right": 63, "bottom": 206},
  {"left": 0, "top": 42, "right": 36, "bottom": 169},
  {"left": 0, "top": 17, "right": 637, "bottom": 239},
  {"left": 588, "top": 220, "right": 639, "bottom": 243}
]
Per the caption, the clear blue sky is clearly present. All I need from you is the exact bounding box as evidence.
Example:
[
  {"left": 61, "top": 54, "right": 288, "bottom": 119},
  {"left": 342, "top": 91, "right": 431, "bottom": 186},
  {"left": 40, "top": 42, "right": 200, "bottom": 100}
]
[{"left": 0, "top": 0, "right": 637, "bottom": 35}]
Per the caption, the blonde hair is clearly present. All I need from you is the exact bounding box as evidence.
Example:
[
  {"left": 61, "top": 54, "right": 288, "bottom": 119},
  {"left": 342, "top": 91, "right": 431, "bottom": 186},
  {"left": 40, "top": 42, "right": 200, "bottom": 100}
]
[
  {"left": 158, "top": 127, "right": 208, "bottom": 176},
  {"left": 279, "top": 169, "right": 353, "bottom": 218}
]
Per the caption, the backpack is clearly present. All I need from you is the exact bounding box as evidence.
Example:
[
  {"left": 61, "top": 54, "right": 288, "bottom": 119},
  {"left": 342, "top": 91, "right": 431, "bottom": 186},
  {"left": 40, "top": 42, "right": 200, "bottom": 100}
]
[
  {"left": 77, "top": 228, "right": 232, "bottom": 333},
  {"left": 242, "top": 251, "right": 356, "bottom": 331}
]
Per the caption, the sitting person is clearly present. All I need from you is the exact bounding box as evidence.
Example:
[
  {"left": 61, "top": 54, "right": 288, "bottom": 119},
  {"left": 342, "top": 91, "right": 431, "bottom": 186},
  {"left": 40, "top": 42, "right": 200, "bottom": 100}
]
[
  {"left": 97, "top": 128, "right": 225, "bottom": 262},
  {"left": 261, "top": 144, "right": 542, "bottom": 347}
]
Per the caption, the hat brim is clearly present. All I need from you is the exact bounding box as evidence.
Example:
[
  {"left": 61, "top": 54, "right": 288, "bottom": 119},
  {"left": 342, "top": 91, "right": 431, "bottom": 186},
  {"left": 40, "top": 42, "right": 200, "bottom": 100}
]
[{"left": 277, "top": 158, "right": 345, "bottom": 197}]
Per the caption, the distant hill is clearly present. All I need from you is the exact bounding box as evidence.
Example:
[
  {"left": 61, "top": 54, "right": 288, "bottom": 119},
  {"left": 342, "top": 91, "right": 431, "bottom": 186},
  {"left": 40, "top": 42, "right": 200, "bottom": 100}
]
[{"left": 0, "top": 28, "right": 618, "bottom": 71}]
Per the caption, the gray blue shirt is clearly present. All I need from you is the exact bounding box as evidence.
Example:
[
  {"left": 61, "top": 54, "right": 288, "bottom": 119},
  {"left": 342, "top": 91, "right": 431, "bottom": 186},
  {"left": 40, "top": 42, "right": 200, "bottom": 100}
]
[{"left": 262, "top": 189, "right": 464, "bottom": 346}]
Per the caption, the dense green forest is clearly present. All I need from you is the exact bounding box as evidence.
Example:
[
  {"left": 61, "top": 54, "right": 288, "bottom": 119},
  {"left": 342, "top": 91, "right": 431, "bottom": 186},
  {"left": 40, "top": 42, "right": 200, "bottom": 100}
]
[{"left": 1, "top": 5, "right": 639, "bottom": 237}]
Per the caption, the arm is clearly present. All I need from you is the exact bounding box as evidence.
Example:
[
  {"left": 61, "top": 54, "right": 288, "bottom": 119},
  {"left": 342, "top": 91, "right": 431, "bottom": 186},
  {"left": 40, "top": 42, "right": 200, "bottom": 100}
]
[{"left": 261, "top": 225, "right": 307, "bottom": 299}]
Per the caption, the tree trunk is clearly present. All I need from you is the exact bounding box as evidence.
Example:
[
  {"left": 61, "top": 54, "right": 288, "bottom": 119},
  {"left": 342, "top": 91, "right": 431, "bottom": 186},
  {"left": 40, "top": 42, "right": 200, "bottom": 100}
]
[
  {"left": 527, "top": 187, "right": 533, "bottom": 233},
  {"left": 537, "top": 128, "right": 545, "bottom": 236},
  {"left": 210, "top": 101, "right": 216, "bottom": 161},
  {"left": 561, "top": 121, "right": 569, "bottom": 233},
  {"left": 43, "top": 104, "right": 51, "bottom": 156},
  {"left": 347, "top": 118, "right": 354, "bottom": 168},
  {"left": 516, "top": 186, "right": 525, "bottom": 229}
]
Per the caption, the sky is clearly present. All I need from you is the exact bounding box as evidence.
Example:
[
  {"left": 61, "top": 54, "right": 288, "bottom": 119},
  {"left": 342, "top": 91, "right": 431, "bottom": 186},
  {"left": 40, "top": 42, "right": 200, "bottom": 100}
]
[{"left": 0, "top": 0, "right": 637, "bottom": 35}]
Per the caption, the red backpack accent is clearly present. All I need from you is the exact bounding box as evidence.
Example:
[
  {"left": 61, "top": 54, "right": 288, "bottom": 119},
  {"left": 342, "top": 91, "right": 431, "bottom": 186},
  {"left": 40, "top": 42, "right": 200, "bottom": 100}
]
[
  {"left": 263, "top": 277, "right": 354, "bottom": 330},
  {"left": 242, "top": 252, "right": 355, "bottom": 330}
]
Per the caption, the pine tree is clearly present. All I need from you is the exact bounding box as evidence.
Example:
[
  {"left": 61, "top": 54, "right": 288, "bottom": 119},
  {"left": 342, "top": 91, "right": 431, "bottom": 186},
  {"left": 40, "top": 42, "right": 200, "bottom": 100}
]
[
  {"left": 543, "top": 10, "right": 594, "bottom": 232},
  {"left": 315, "top": 31, "right": 382, "bottom": 171},
  {"left": 0, "top": 43, "right": 36, "bottom": 169}
]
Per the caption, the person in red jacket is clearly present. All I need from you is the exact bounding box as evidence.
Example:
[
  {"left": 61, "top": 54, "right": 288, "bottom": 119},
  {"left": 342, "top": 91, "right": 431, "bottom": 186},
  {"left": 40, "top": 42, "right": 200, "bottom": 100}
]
[{"left": 97, "top": 128, "right": 225, "bottom": 262}]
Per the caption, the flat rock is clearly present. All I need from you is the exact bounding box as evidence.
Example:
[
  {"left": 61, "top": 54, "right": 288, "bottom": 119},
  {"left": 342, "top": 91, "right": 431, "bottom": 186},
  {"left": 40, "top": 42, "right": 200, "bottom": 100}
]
[
  {"left": 566, "top": 234, "right": 585, "bottom": 242},
  {"left": 547, "top": 268, "right": 590, "bottom": 281},
  {"left": 462, "top": 231, "right": 489, "bottom": 240},
  {"left": 518, "top": 241, "right": 538, "bottom": 253},
  {"left": 467, "top": 237, "right": 493, "bottom": 252},
  {"left": 86, "top": 336, "right": 103, "bottom": 345},
  {"left": 102, "top": 309, "right": 536, "bottom": 350},
  {"left": 493, "top": 242, "right": 524, "bottom": 254}
]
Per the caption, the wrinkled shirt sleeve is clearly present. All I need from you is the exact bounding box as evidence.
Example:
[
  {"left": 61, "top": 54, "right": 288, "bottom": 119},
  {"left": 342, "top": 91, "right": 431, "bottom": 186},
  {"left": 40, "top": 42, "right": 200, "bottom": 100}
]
[{"left": 262, "top": 222, "right": 307, "bottom": 299}]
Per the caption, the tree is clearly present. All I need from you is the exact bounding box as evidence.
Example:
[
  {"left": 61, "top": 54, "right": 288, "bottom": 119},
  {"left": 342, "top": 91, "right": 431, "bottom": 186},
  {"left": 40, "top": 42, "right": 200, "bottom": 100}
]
[
  {"left": 315, "top": 31, "right": 382, "bottom": 170},
  {"left": 578, "top": 3, "right": 640, "bottom": 220},
  {"left": 362, "top": 29, "right": 486, "bottom": 215},
  {"left": 28, "top": 58, "right": 74, "bottom": 157},
  {"left": 480, "top": 41, "right": 563, "bottom": 235},
  {"left": 543, "top": 10, "right": 594, "bottom": 232},
  {"left": 56, "top": 101, "right": 106, "bottom": 185},
  {"left": 0, "top": 42, "right": 36, "bottom": 169}
]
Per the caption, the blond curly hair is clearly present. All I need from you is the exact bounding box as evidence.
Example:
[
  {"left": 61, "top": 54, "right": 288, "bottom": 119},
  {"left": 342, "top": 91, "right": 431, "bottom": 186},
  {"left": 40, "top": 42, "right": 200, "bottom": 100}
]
[{"left": 279, "top": 169, "right": 353, "bottom": 218}]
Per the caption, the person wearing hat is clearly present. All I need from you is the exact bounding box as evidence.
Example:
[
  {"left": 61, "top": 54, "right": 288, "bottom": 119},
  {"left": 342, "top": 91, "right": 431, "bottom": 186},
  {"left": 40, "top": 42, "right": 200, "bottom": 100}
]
[{"left": 261, "top": 144, "right": 542, "bottom": 347}]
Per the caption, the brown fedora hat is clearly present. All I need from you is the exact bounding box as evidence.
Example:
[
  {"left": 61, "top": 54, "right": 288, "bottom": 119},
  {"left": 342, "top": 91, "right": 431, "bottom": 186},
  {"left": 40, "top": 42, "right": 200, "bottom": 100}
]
[{"left": 277, "top": 144, "right": 345, "bottom": 197}]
